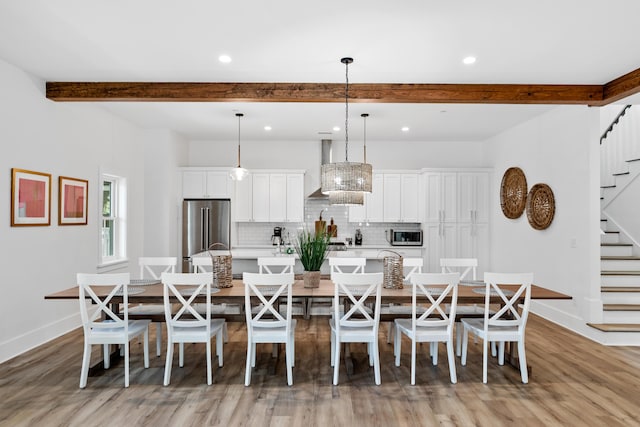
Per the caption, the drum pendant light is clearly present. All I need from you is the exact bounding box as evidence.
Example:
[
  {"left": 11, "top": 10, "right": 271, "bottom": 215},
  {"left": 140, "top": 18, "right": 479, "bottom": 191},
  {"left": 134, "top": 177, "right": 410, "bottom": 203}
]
[
  {"left": 230, "top": 113, "right": 249, "bottom": 181},
  {"left": 321, "top": 57, "right": 372, "bottom": 205}
]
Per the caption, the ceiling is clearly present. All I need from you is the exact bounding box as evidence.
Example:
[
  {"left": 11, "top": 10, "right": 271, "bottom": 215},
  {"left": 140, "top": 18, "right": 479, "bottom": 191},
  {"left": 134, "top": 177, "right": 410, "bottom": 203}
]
[{"left": 1, "top": 1, "right": 639, "bottom": 142}]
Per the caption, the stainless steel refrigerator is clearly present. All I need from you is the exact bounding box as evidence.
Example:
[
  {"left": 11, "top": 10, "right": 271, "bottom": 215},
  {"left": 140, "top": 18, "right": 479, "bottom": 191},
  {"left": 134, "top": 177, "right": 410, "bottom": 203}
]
[{"left": 182, "top": 199, "right": 231, "bottom": 272}]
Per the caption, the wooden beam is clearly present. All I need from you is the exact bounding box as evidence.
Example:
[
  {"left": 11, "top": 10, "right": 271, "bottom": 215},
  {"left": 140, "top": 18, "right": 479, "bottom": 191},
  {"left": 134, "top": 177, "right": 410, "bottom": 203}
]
[
  {"left": 602, "top": 66, "right": 640, "bottom": 105},
  {"left": 46, "top": 81, "right": 603, "bottom": 105}
]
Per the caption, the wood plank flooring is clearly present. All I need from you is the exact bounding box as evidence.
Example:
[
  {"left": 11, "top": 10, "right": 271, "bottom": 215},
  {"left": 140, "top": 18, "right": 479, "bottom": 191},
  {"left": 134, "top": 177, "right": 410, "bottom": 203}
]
[{"left": 1, "top": 314, "right": 640, "bottom": 426}]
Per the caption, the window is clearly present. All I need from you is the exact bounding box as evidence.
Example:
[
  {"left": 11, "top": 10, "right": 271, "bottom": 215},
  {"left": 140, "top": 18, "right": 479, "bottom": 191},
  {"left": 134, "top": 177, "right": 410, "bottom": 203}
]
[{"left": 99, "top": 172, "right": 127, "bottom": 267}]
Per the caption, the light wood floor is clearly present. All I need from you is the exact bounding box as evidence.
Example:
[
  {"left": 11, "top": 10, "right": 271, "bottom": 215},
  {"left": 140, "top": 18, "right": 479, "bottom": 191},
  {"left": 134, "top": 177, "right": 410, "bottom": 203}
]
[{"left": 1, "top": 315, "right": 639, "bottom": 427}]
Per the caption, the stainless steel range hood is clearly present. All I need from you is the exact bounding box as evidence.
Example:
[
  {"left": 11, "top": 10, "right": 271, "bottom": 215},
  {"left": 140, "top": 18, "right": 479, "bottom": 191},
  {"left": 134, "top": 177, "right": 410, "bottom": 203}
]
[{"left": 307, "top": 139, "right": 332, "bottom": 199}]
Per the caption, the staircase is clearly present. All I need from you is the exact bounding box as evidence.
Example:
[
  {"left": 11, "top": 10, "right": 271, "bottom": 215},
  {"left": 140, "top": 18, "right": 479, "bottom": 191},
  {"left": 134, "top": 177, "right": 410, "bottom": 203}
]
[{"left": 589, "top": 105, "right": 640, "bottom": 334}]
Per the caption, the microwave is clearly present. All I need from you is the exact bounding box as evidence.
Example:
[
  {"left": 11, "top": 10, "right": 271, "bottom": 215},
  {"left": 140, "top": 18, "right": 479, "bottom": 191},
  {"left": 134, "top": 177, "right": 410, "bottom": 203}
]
[{"left": 389, "top": 229, "right": 423, "bottom": 246}]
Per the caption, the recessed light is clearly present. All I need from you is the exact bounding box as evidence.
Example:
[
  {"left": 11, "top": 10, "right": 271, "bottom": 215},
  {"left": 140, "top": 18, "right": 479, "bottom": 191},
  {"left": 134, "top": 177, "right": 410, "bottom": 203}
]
[
  {"left": 401, "top": 127, "right": 410, "bottom": 132},
  {"left": 264, "top": 126, "right": 272, "bottom": 131},
  {"left": 333, "top": 126, "right": 340, "bottom": 132},
  {"left": 463, "top": 56, "right": 476, "bottom": 65},
  {"left": 219, "top": 55, "right": 232, "bottom": 63}
]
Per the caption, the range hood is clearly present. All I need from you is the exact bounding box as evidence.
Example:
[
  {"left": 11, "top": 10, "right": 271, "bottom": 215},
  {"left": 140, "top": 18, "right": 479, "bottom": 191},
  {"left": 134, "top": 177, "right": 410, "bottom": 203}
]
[{"left": 307, "top": 139, "right": 332, "bottom": 199}]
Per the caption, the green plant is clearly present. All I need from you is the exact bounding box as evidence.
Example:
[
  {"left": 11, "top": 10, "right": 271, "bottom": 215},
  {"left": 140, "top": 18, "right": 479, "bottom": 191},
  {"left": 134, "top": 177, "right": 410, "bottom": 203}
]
[{"left": 294, "top": 229, "right": 331, "bottom": 271}]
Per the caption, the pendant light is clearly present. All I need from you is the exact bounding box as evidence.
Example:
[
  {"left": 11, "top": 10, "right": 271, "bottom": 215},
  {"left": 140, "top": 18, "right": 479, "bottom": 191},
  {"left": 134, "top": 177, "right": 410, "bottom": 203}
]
[
  {"left": 321, "top": 57, "right": 372, "bottom": 205},
  {"left": 230, "top": 113, "right": 249, "bottom": 181}
]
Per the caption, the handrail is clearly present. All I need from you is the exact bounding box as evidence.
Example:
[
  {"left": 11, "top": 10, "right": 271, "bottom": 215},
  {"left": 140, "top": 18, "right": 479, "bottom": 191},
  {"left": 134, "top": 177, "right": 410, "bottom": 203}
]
[{"left": 600, "top": 105, "right": 632, "bottom": 144}]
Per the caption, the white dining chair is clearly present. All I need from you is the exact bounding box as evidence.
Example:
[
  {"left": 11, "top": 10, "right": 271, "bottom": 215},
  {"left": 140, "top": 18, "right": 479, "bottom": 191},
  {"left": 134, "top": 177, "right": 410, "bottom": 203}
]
[
  {"left": 128, "top": 256, "right": 176, "bottom": 356},
  {"left": 393, "top": 272, "right": 459, "bottom": 384},
  {"left": 330, "top": 272, "right": 383, "bottom": 385},
  {"left": 162, "top": 272, "right": 226, "bottom": 386},
  {"left": 257, "top": 257, "right": 304, "bottom": 317},
  {"left": 386, "top": 257, "right": 424, "bottom": 343},
  {"left": 243, "top": 272, "right": 297, "bottom": 386},
  {"left": 308, "top": 257, "right": 367, "bottom": 316},
  {"left": 460, "top": 272, "right": 533, "bottom": 384},
  {"left": 77, "top": 273, "right": 150, "bottom": 388}
]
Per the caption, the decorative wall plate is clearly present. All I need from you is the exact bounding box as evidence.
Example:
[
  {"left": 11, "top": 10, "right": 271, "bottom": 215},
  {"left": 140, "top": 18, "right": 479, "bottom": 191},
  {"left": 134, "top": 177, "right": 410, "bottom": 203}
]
[
  {"left": 526, "top": 183, "right": 555, "bottom": 230},
  {"left": 500, "top": 167, "right": 528, "bottom": 219}
]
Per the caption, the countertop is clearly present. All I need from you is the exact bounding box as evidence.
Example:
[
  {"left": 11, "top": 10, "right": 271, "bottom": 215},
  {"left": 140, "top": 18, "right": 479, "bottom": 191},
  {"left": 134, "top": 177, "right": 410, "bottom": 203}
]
[{"left": 198, "top": 245, "right": 423, "bottom": 260}]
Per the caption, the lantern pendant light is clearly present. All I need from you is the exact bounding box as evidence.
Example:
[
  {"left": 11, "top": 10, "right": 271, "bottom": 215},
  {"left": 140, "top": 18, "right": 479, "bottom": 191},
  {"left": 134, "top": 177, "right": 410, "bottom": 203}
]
[
  {"left": 230, "top": 113, "right": 249, "bottom": 181},
  {"left": 321, "top": 57, "right": 373, "bottom": 206}
]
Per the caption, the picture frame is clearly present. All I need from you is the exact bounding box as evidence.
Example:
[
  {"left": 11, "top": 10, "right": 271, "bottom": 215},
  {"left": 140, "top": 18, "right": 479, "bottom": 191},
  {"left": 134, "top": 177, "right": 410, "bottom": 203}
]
[
  {"left": 11, "top": 168, "right": 52, "bottom": 226},
  {"left": 58, "top": 176, "right": 88, "bottom": 225}
]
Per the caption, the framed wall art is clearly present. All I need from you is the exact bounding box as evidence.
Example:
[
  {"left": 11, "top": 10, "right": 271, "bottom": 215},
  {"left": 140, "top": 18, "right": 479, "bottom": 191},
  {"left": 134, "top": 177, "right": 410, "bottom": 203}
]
[
  {"left": 58, "top": 176, "right": 88, "bottom": 225},
  {"left": 11, "top": 168, "right": 52, "bottom": 226}
]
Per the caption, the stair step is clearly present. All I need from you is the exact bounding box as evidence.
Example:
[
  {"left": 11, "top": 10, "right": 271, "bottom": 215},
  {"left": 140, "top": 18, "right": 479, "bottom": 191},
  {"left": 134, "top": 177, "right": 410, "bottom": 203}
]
[
  {"left": 603, "top": 304, "right": 640, "bottom": 311},
  {"left": 601, "top": 286, "right": 640, "bottom": 292},
  {"left": 603, "top": 231, "right": 620, "bottom": 234},
  {"left": 601, "top": 271, "right": 640, "bottom": 276},
  {"left": 601, "top": 256, "right": 640, "bottom": 260},
  {"left": 600, "top": 185, "right": 616, "bottom": 189},
  {"left": 612, "top": 172, "right": 630, "bottom": 176},
  {"left": 601, "top": 243, "right": 633, "bottom": 247},
  {"left": 625, "top": 158, "right": 640, "bottom": 163},
  {"left": 587, "top": 323, "right": 640, "bottom": 332}
]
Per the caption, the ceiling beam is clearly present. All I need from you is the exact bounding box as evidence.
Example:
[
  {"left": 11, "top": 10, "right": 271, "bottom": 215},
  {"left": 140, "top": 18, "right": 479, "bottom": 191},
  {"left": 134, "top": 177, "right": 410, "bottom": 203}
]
[
  {"left": 602, "top": 67, "right": 640, "bottom": 104},
  {"left": 46, "top": 81, "right": 604, "bottom": 105}
]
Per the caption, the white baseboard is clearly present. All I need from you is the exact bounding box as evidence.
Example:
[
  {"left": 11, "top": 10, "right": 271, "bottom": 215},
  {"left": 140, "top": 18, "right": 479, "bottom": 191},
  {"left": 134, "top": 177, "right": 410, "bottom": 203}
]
[{"left": 0, "top": 313, "right": 81, "bottom": 364}]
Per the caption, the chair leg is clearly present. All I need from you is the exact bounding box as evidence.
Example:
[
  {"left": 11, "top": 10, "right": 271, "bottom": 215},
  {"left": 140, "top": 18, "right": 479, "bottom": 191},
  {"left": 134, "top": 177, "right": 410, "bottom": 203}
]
[
  {"left": 251, "top": 343, "right": 256, "bottom": 367},
  {"left": 394, "top": 324, "right": 401, "bottom": 367},
  {"left": 245, "top": 340, "right": 253, "bottom": 386},
  {"left": 498, "top": 342, "right": 505, "bottom": 365},
  {"left": 482, "top": 338, "right": 488, "bottom": 384},
  {"left": 330, "top": 331, "right": 335, "bottom": 367},
  {"left": 103, "top": 344, "right": 110, "bottom": 369},
  {"left": 368, "top": 342, "right": 374, "bottom": 366},
  {"left": 491, "top": 341, "right": 497, "bottom": 357},
  {"left": 333, "top": 341, "right": 341, "bottom": 385},
  {"left": 179, "top": 343, "right": 184, "bottom": 367},
  {"left": 446, "top": 339, "right": 457, "bottom": 384},
  {"left": 410, "top": 339, "right": 417, "bottom": 385},
  {"left": 432, "top": 342, "right": 438, "bottom": 366},
  {"left": 143, "top": 328, "right": 150, "bottom": 368},
  {"left": 456, "top": 322, "right": 462, "bottom": 356},
  {"left": 80, "top": 342, "right": 91, "bottom": 388},
  {"left": 223, "top": 323, "right": 229, "bottom": 343},
  {"left": 461, "top": 326, "right": 469, "bottom": 366},
  {"left": 164, "top": 342, "right": 173, "bottom": 386},
  {"left": 286, "top": 341, "right": 293, "bottom": 386},
  {"left": 372, "top": 338, "right": 381, "bottom": 386},
  {"left": 155, "top": 323, "right": 162, "bottom": 357},
  {"left": 124, "top": 341, "right": 130, "bottom": 388},
  {"left": 387, "top": 322, "right": 394, "bottom": 344},
  {"left": 518, "top": 340, "right": 528, "bottom": 384},
  {"left": 291, "top": 331, "right": 295, "bottom": 368},
  {"left": 206, "top": 340, "right": 212, "bottom": 385},
  {"left": 216, "top": 329, "right": 224, "bottom": 367}
]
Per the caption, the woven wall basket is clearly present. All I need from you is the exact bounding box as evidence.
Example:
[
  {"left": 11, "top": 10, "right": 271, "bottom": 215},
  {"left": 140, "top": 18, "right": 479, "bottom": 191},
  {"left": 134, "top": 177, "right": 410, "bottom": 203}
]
[
  {"left": 526, "top": 183, "right": 555, "bottom": 230},
  {"left": 500, "top": 167, "right": 528, "bottom": 219}
]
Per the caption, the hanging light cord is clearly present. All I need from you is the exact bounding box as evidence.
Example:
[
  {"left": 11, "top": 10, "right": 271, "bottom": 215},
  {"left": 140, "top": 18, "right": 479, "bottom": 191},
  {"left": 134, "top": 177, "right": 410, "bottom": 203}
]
[
  {"left": 236, "top": 113, "right": 243, "bottom": 167},
  {"left": 344, "top": 59, "right": 349, "bottom": 162},
  {"left": 362, "top": 113, "right": 367, "bottom": 163}
]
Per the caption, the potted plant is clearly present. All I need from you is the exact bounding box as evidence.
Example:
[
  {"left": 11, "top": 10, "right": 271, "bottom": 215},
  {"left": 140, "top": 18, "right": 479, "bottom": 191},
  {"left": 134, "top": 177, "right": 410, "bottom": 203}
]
[{"left": 294, "top": 229, "right": 331, "bottom": 288}]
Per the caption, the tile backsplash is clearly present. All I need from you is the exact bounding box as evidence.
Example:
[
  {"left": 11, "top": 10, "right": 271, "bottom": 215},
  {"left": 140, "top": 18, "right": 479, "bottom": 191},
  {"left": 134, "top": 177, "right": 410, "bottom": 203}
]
[{"left": 236, "top": 198, "right": 421, "bottom": 247}]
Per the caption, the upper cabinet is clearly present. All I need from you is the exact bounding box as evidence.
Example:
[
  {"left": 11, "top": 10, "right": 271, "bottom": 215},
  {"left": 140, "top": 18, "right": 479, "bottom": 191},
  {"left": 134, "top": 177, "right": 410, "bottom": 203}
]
[
  {"left": 457, "top": 172, "right": 489, "bottom": 224},
  {"left": 349, "top": 172, "right": 419, "bottom": 223},
  {"left": 234, "top": 170, "right": 305, "bottom": 222},
  {"left": 182, "top": 169, "right": 233, "bottom": 199},
  {"left": 423, "top": 171, "right": 457, "bottom": 224}
]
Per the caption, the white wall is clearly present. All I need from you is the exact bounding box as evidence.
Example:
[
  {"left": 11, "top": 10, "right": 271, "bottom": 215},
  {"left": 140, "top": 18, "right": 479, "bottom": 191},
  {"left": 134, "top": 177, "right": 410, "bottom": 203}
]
[
  {"left": 485, "top": 106, "right": 602, "bottom": 333},
  {"left": 0, "top": 58, "right": 149, "bottom": 363}
]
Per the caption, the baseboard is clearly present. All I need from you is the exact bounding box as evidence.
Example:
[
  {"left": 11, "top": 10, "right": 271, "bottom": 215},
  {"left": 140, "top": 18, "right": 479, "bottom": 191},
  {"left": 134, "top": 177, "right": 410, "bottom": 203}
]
[{"left": 0, "top": 313, "right": 81, "bottom": 364}]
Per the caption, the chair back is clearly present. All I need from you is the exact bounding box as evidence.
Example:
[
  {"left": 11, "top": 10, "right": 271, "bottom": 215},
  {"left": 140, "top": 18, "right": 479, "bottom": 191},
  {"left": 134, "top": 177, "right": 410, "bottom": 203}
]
[
  {"left": 440, "top": 258, "right": 478, "bottom": 280},
  {"left": 482, "top": 272, "right": 533, "bottom": 332},
  {"left": 329, "top": 257, "right": 366, "bottom": 278},
  {"left": 409, "top": 273, "right": 459, "bottom": 332},
  {"left": 332, "top": 272, "right": 383, "bottom": 330},
  {"left": 257, "top": 257, "right": 295, "bottom": 274},
  {"left": 139, "top": 257, "right": 176, "bottom": 280},
  {"left": 192, "top": 256, "right": 212, "bottom": 273},
  {"left": 161, "top": 272, "right": 213, "bottom": 331},
  {"left": 77, "top": 273, "right": 131, "bottom": 336},
  {"left": 402, "top": 258, "right": 423, "bottom": 282},
  {"left": 243, "top": 272, "right": 295, "bottom": 331}
]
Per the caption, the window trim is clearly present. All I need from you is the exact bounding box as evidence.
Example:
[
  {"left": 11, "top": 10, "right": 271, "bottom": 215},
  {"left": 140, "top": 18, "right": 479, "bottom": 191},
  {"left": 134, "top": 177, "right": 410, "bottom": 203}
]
[{"left": 98, "top": 169, "right": 128, "bottom": 269}]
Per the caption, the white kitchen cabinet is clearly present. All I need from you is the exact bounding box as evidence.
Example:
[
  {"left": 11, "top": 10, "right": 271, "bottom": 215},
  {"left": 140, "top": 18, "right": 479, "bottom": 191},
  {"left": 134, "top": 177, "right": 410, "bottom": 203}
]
[
  {"left": 348, "top": 173, "right": 384, "bottom": 223},
  {"left": 251, "top": 173, "right": 271, "bottom": 222},
  {"left": 234, "top": 176, "right": 253, "bottom": 222},
  {"left": 383, "top": 174, "right": 402, "bottom": 222},
  {"left": 400, "top": 173, "right": 419, "bottom": 222},
  {"left": 286, "top": 174, "right": 304, "bottom": 222},
  {"left": 234, "top": 171, "right": 305, "bottom": 222},
  {"left": 457, "top": 222, "right": 489, "bottom": 276},
  {"left": 423, "top": 222, "right": 458, "bottom": 273},
  {"left": 182, "top": 169, "right": 232, "bottom": 199},
  {"left": 423, "top": 172, "right": 457, "bottom": 224},
  {"left": 457, "top": 172, "right": 489, "bottom": 224}
]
